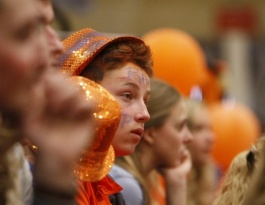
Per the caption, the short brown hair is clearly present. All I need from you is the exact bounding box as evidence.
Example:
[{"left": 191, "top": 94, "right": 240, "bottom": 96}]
[{"left": 81, "top": 40, "right": 153, "bottom": 82}]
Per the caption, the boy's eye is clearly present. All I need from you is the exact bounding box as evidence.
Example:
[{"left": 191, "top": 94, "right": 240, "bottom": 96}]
[{"left": 123, "top": 93, "right": 132, "bottom": 100}]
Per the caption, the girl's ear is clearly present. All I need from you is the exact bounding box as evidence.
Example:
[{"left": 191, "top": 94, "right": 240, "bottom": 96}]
[{"left": 142, "top": 127, "right": 156, "bottom": 145}]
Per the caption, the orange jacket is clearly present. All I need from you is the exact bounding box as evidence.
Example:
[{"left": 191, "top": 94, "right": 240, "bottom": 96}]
[{"left": 75, "top": 175, "right": 123, "bottom": 205}]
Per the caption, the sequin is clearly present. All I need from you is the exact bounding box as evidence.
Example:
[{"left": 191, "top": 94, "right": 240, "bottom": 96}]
[
  {"left": 70, "top": 76, "right": 121, "bottom": 182},
  {"left": 57, "top": 28, "right": 146, "bottom": 76}
]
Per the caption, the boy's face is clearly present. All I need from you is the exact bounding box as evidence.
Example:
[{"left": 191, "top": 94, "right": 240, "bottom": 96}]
[{"left": 99, "top": 62, "right": 151, "bottom": 157}]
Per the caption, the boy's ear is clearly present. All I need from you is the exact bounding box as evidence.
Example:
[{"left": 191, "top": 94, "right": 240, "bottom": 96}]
[{"left": 143, "top": 127, "right": 156, "bottom": 145}]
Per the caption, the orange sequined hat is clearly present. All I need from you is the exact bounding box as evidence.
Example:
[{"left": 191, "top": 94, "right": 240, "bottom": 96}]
[
  {"left": 23, "top": 75, "right": 121, "bottom": 182},
  {"left": 57, "top": 27, "right": 147, "bottom": 76},
  {"left": 70, "top": 76, "right": 121, "bottom": 182}
]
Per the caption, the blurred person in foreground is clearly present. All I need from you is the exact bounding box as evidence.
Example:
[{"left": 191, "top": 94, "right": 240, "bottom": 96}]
[{"left": 0, "top": 0, "right": 95, "bottom": 204}]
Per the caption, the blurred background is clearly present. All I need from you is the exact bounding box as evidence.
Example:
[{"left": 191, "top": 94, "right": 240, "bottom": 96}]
[{"left": 52, "top": 0, "right": 265, "bottom": 133}]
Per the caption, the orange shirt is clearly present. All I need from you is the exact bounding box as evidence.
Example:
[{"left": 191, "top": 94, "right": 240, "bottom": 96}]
[
  {"left": 76, "top": 175, "right": 123, "bottom": 205},
  {"left": 151, "top": 175, "right": 166, "bottom": 205}
]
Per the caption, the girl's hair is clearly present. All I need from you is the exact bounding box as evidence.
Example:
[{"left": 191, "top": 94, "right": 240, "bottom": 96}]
[
  {"left": 213, "top": 137, "right": 265, "bottom": 205},
  {"left": 115, "top": 78, "right": 182, "bottom": 205},
  {"left": 185, "top": 99, "right": 216, "bottom": 205},
  {"left": 186, "top": 99, "right": 205, "bottom": 131},
  {"left": 81, "top": 40, "right": 153, "bottom": 82},
  {"left": 0, "top": 113, "right": 21, "bottom": 203},
  {"left": 144, "top": 78, "right": 181, "bottom": 129},
  {"left": 187, "top": 163, "right": 216, "bottom": 205},
  {"left": 244, "top": 136, "right": 265, "bottom": 205}
]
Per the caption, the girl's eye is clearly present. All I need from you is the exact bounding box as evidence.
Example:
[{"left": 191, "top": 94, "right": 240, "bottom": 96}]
[
  {"left": 176, "top": 121, "right": 186, "bottom": 131},
  {"left": 122, "top": 92, "right": 132, "bottom": 100}
]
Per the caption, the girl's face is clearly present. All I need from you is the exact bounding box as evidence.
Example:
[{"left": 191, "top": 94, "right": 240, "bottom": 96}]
[
  {"left": 189, "top": 107, "right": 215, "bottom": 165},
  {"left": 100, "top": 62, "right": 150, "bottom": 156},
  {"left": 153, "top": 100, "right": 193, "bottom": 167},
  {"left": 0, "top": 0, "right": 49, "bottom": 110}
]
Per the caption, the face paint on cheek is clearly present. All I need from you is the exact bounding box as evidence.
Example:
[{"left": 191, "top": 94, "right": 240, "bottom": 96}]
[
  {"left": 126, "top": 68, "right": 150, "bottom": 86},
  {"left": 119, "top": 113, "right": 133, "bottom": 129}
]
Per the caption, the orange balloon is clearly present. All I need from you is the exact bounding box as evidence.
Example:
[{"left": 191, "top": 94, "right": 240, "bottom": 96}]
[
  {"left": 142, "top": 28, "right": 208, "bottom": 96},
  {"left": 208, "top": 101, "right": 261, "bottom": 172}
]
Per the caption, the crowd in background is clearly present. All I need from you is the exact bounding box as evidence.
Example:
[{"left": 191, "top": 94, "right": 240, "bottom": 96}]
[{"left": 1, "top": 0, "right": 265, "bottom": 205}]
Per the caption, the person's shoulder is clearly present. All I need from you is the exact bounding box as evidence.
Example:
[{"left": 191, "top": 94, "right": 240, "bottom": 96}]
[
  {"left": 109, "top": 164, "right": 134, "bottom": 180},
  {"left": 109, "top": 165, "right": 144, "bottom": 205},
  {"left": 109, "top": 164, "right": 141, "bottom": 193}
]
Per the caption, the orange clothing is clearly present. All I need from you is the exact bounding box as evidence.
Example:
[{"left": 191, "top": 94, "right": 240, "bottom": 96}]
[
  {"left": 76, "top": 175, "right": 123, "bottom": 205},
  {"left": 151, "top": 175, "right": 166, "bottom": 205}
]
